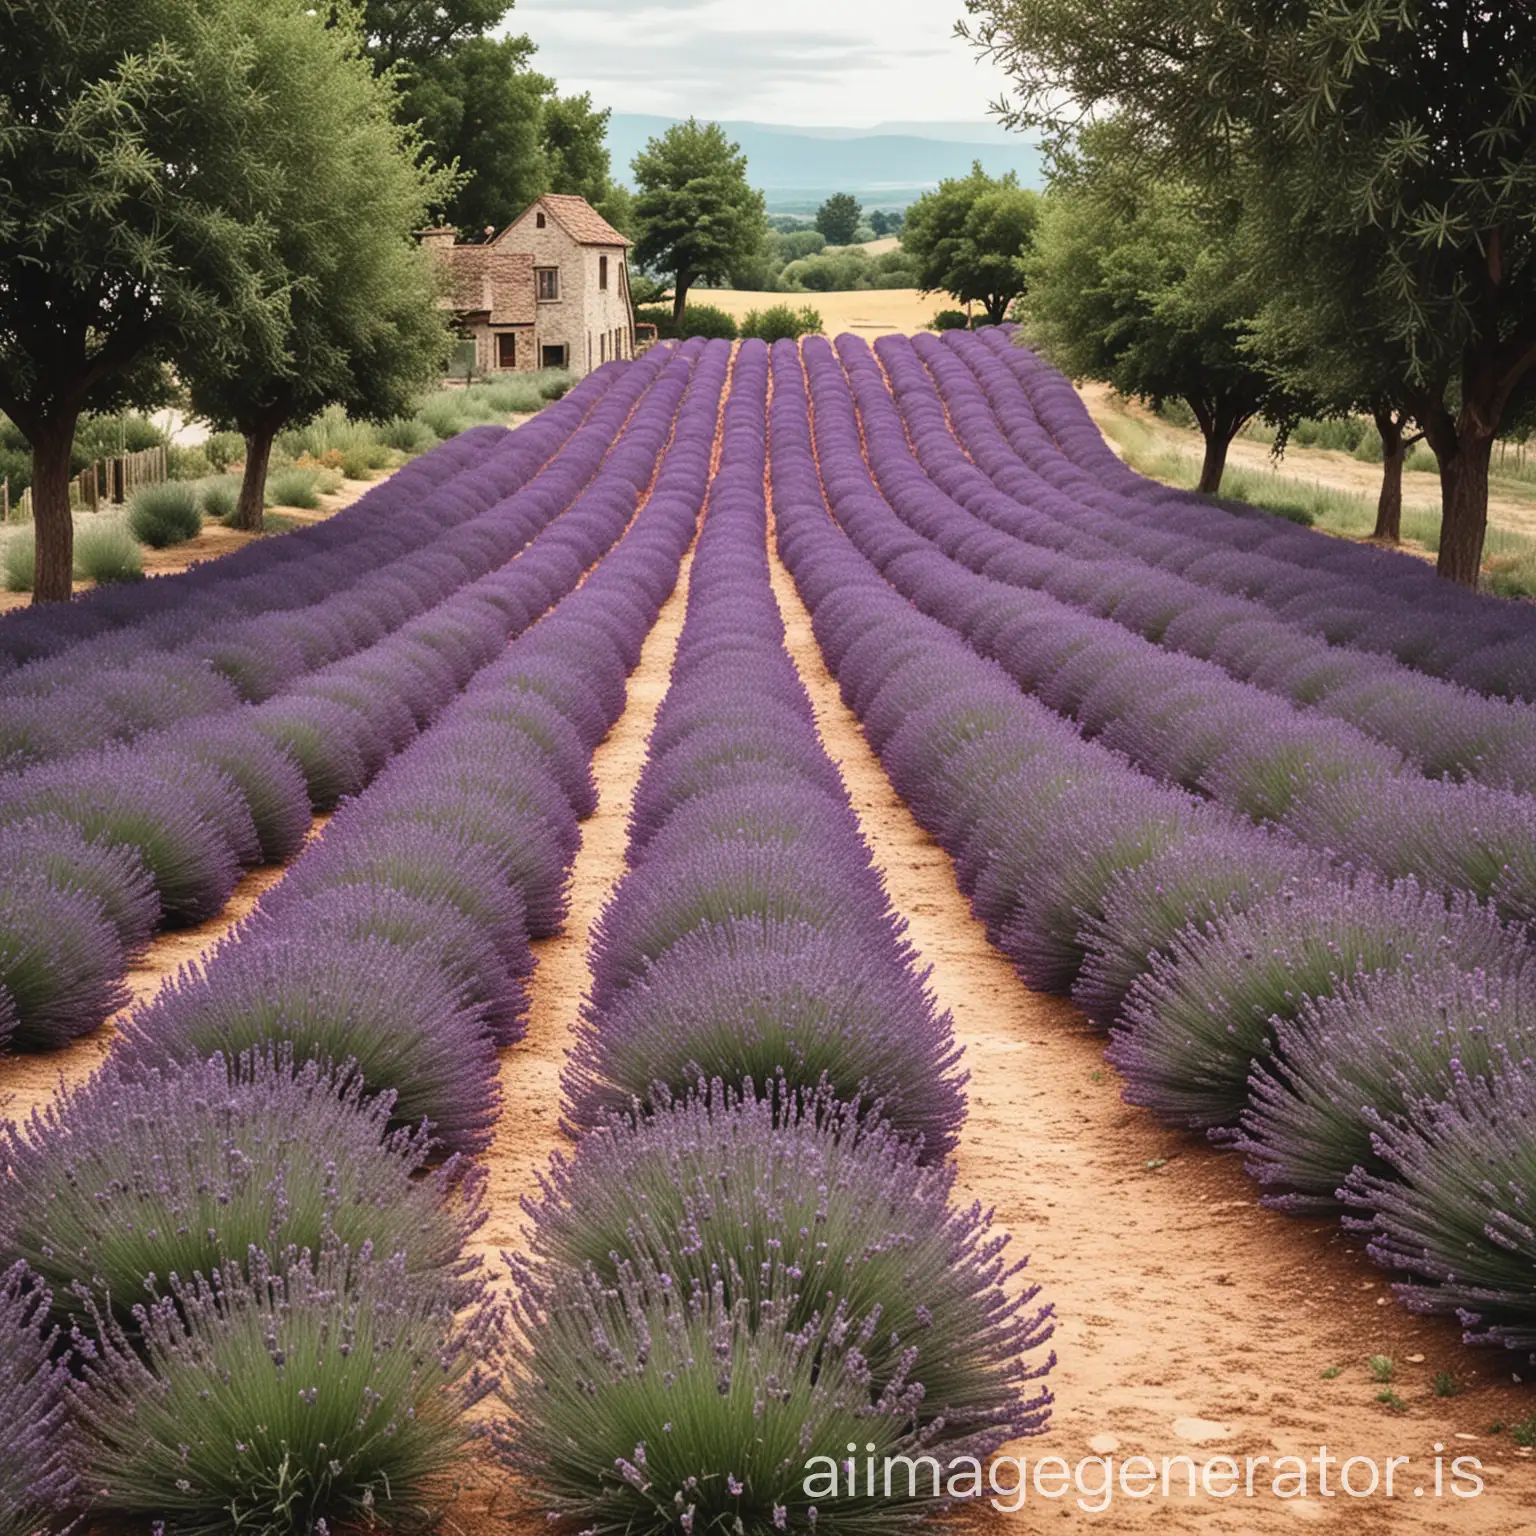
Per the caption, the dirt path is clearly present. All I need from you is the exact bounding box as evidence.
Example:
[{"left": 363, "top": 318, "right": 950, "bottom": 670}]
[{"left": 764, "top": 545, "right": 1536, "bottom": 1535}]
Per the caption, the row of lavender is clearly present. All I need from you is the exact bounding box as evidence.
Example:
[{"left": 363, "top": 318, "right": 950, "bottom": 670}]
[
  {"left": 967, "top": 326, "right": 1536, "bottom": 703},
  {"left": 897, "top": 331, "right": 1536, "bottom": 795},
  {"left": 498, "top": 339, "right": 1053, "bottom": 1535},
  {"left": 0, "top": 344, "right": 724, "bottom": 1533},
  {"left": 819, "top": 335, "right": 1536, "bottom": 928},
  {"left": 771, "top": 337, "right": 1536, "bottom": 1361},
  {"left": 0, "top": 344, "right": 691, "bottom": 1056}
]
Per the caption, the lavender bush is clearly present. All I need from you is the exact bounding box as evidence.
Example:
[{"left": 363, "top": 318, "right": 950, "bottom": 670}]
[
  {"left": 1243, "top": 965, "right": 1536, "bottom": 1214},
  {"left": 69, "top": 1240, "right": 501, "bottom": 1535},
  {"left": 1109, "top": 878, "right": 1516, "bottom": 1129},
  {"left": 1, "top": 1049, "right": 487, "bottom": 1337},
  {"left": 0, "top": 1263, "right": 75, "bottom": 1536}
]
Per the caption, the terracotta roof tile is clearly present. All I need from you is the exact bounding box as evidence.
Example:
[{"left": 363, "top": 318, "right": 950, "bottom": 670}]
[
  {"left": 432, "top": 245, "right": 535, "bottom": 326},
  {"left": 537, "top": 194, "right": 631, "bottom": 248}
]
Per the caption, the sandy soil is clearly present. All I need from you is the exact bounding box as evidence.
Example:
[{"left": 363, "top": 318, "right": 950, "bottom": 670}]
[
  {"left": 1076, "top": 381, "right": 1536, "bottom": 544},
  {"left": 700, "top": 288, "right": 951, "bottom": 337},
  {"left": 764, "top": 551, "right": 1536, "bottom": 1533}
]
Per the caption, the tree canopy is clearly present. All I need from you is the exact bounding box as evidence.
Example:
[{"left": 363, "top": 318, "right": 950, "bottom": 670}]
[
  {"left": 0, "top": 0, "right": 294, "bottom": 601},
  {"left": 902, "top": 164, "right": 1040, "bottom": 324},
  {"left": 816, "top": 194, "right": 862, "bottom": 246},
  {"left": 187, "top": 5, "right": 454, "bottom": 533},
  {"left": 961, "top": 0, "right": 1536, "bottom": 584},
  {"left": 632, "top": 120, "right": 767, "bottom": 321},
  {"left": 1024, "top": 125, "right": 1305, "bottom": 494}
]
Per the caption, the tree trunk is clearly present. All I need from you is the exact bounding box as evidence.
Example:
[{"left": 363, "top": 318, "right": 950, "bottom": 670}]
[
  {"left": 1196, "top": 429, "right": 1231, "bottom": 495},
  {"left": 232, "top": 427, "right": 273, "bottom": 534},
  {"left": 1371, "top": 410, "right": 1405, "bottom": 543},
  {"left": 28, "top": 416, "right": 79, "bottom": 604},
  {"left": 671, "top": 274, "right": 693, "bottom": 325},
  {"left": 984, "top": 295, "right": 1008, "bottom": 324},
  {"left": 1437, "top": 428, "right": 1493, "bottom": 587}
]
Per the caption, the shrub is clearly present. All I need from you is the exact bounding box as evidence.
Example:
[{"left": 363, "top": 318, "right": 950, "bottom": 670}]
[
  {"left": 563, "top": 917, "right": 965, "bottom": 1156},
  {"left": 500, "top": 1090, "right": 1053, "bottom": 1534},
  {"left": 932, "top": 309, "right": 970, "bottom": 331},
  {"left": 119, "top": 934, "right": 503, "bottom": 1156},
  {"left": 0, "top": 1263, "right": 76, "bottom": 1536},
  {"left": 1242, "top": 965, "right": 1536, "bottom": 1215},
  {"left": 1345, "top": 1059, "right": 1536, "bottom": 1353},
  {"left": 1108, "top": 877, "right": 1515, "bottom": 1130},
  {"left": 0, "top": 815, "right": 160, "bottom": 953},
  {"left": 2, "top": 528, "right": 34, "bottom": 593},
  {"left": 202, "top": 431, "right": 245, "bottom": 472},
  {"left": 739, "top": 303, "right": 822, "bottom": 342},
  {"left": 265, "top": 822, "right": 532, "bottom": 973},
  {"left": 338, "top": 445, "right": 385, "bottom": 480},
  {"left": 380, "top": 415, "right": 437, "bottom": 454},
  {"left": 166, "top": 444, "right": 213, "bottom": 480},
  {"left": 70, "top": 1241, "right": 500, "bottom": 1536},
  {"left": 126, "top": 482, "right": 202, "bottom": 548},
  {"left": 1, "top": 1050, "right": 486, "bottom": 1339},
  {"left": 0, "top": 759, "right": 243, "bottom": 925},
  {"left": 414, "top": 396, "right": 474, "bottom": 441},
  {"left": 263, "top": 465, "right": 322, "bottom": 509},
  {"left": 279, "top": 886, "right": 529, "bottom": 1047},
  {"left": 670, "top": 303, "right": 739, "bottom": 340},
  {"left": 249, "top": 697, "right": 375, "bottom": 810},
  {"left": 167, "top": 716, "right": 314, "bottom": 863},
  {"left": 198, "top": 474, "right": 241, "bottom": 521},
  {"left": 0, "top": 869, "right": 130, "bottom": 1050},
  {"left": 71, "top": 518, "right": 143, "bottom": 583}
]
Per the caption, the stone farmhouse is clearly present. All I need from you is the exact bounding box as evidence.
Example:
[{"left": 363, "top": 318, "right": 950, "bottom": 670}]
[{"left": 422, "top": 194, "right": 635, "bottom": 381}]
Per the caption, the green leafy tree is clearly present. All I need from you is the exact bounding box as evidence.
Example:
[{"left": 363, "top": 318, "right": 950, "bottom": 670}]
[
  {"left": 337, "top": 0, "right": 511, "bottom": 71},
  {"left": 0, "top": 0, "right": 293, "bottom": 602},
  {"left": 902, "top": 164, "right": 1040, "bottom": 323},
  {"left": 403, "top": 35, "right": 551, "bottom": 234},
  {"left": 632, "top": 120, "right": 767, "bottom": 322},
  {"left": 815, "top": 193, "right": 863, "bottom": 246},
  {"left": 962, "top": 0, "right": 1536, "bottom": 583},
  {"left": 542, "top": 91, "right": 634, "bottom": 235},
  {"left": 1024, "top": 127, "right": 1305, "bottom": 493},
  {"left": 869, "top": 208, "right": 905, "bottom": 238},
  {"left": 186, "top": 6, "right": 455, "bottom": 533}
]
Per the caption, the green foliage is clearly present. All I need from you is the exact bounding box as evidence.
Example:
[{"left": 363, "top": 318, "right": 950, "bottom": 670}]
[
  {"left": 903, "top": 162, "right": 1040, "bottom": 322},
  {"left": 632, "top": 119, "right": 768, "bottom": 315},
  {"left": 542, "top": 90, "right": 624, "bottom": 220},
  {"left": 2, "top": 530, "right": 35, "bottom": 593},
  {"left": 869, "top": 208, "right": 905, "bottom": 237},
  {"left": 186, "top": 2, "right": 456, "bottom": 529},
  {"left": 774, "top": 245, "right": 920, "bottom": 294},
  {"left": 933, "top": 309, "right": 970, "bottom": 331},
  {"left": 738, "top": 304, "right": 822, "bottom": 342},
  {"left": 72, "top": 520, "right": 144, "bottom": 584},
  {"left": 815, "top": 191, "right": 863, "bottom": 245},
  {"left": 127, "top": 485, "right": 202, "bottom": 548},
  {"left": 71, "top": 414, "right": 169, "bottom": 472},
  {"left": 264, "top": 468, "right": 322, "bottom": 510},
  {"left": 0, "top": 0, "right": 297, "bottom": 596},
  {"left": 1024, "top": 122, "right": 1307, "bottom": 490},
  {"left": 202, "top": 432, "right": 245, "bottom": 473},
  {"left": 166, "top": 445, "right": 213, "bottom": 481},
  {"left": 199, "top": 477, "right": 241, "bottom": 522},
  {"left": 636, "top": 304, "right": 739, "bottom": 341}
]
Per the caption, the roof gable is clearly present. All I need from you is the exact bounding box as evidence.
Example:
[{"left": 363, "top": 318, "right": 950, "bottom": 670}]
[{"left": 501, "top": 193, "right": 630, "bottom": 249}]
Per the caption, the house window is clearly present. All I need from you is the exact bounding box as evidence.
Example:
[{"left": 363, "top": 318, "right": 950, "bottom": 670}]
[
  {"left": 497, "top": 332, "right": 517, "bottom": 369},
  {"left": 536, "top": 267, "right": 559, "bottom": 302},
  {"left": 541, "top": 343, "right": 567, "bottom": 369},
  {"left": 536, "top": 211, "right": 546, "bottom": 229},
  {"left": 600, "top": 331, "right": 606, "bottom": 363},
  {"left": 599, "top": 254, "right": 608, "bottom": 291}
]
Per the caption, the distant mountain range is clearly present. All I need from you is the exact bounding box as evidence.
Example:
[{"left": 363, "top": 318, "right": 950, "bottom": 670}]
[{"left": 606, "top": 115, "right": 1043, "bottom": 213}]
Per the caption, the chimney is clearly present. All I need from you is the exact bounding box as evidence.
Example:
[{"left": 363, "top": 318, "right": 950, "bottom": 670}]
[{"left": 418, "top": 227, "right": 458, "bottom": 251}]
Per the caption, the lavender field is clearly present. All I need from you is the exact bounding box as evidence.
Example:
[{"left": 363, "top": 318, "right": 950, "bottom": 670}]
[{"left": 2, "top": 333, "right": 1533, "bottom": 1535}]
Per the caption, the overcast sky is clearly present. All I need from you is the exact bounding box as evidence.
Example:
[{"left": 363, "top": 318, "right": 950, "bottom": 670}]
[{"left": 511, "top": 0, "right": 1016, "bottom": 128}]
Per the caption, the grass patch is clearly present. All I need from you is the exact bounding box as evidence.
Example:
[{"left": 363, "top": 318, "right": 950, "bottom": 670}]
[
  {"left": 1099, "top": 407, "right": 1536, "bottom": 590},
  {"left": 3, "top": 527, "right": 34, "bottom": 591},
  {"left": 72, "top": 518, "right": 143, "bottom": 583},
  {"left": 127, "top": 483, "right": 202, "bottom": 548},
  {"left": 264, "top": 466, "right": 323, "bottom": 509}
]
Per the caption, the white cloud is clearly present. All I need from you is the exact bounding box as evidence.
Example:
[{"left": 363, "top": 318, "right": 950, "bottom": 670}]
[{"left": 511, "top": 0, "right": 1016, "bottom": 127}]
